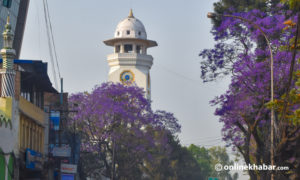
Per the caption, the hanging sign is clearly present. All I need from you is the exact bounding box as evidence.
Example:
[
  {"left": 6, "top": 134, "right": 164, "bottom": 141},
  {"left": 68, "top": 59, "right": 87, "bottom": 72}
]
[
  {"left": 61, "top": 174, "right": 75, "bottom": 180},
  {"left": 61, "top": 163, "right": 77, "bottom": 174},
  {"left": 52, "top": 146, "right": 71, "bottom": 157},
  {"left": 50, "top": 111, "right": 60, "bottom": 130},
  {"left": 25, "top": 149, "right": 43, "bottom": 170}
]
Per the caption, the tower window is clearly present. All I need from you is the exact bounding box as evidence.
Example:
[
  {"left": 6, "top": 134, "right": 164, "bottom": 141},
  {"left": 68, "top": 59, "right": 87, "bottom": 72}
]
[
  {"left": 124, "top": 44, "right": 133, "bottom": 53},
  {"left": 115, "top": 45, "right": 120, "bottom": 53},
  {"left": 138, "top": 31, "right": 141, "bottom": 36},
  {"left": 117, "top": 31, "right": 120, "bottom": 36},
  {"left": 136, "top": 45, "right": 142, "bottom": 54},
  {"left": 127, "top": 30, "right": 130, "bottom": 35}
]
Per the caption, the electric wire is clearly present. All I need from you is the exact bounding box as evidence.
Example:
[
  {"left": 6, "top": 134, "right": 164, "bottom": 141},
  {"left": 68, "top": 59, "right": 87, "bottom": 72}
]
[
  {"left": 181, "top": 135, "right": 222, "bottom": 142},
  {"left": 156, "top": 63, "right": 199, "bottom": 83},
  {"left": 182, "top": 137, "right": 223, "bottom": 147},
  {"left": 193, "top": 137, "right": 223, "bottom": 144},
  {"left": 34, "top": 0, "right": 41, "bottom": 59},
  {"left": 45, "top": 0, "right": 61, "bottom": 79},
  {"left": 182, "top": 137, "right": 223, "bottom": 145},
  {"left": 155, "top": 63, "right": 226, "bottom": 94},
  {"left": 42, "top": 0, "right": 59, "bottom": 89},
  {"left": 200, "top": 141, "right": 224, "bottom": 147}
]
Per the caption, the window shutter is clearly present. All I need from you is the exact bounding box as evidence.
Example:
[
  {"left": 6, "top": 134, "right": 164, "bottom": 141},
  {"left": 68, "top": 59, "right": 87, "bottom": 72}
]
[{"left": 3, "top": 0, "right": 12, "bottom": 8}]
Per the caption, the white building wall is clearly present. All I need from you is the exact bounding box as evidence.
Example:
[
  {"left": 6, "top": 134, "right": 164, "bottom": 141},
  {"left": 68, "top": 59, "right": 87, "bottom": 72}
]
[
  {"left": 108, "top": 65, "right": 148, "bottom": 93},
  {"left": 0, "top": 99, "right": 19, "bottom": 155},
  {"left": 0, "top": 99, "right": 20, "bottom": 180}
]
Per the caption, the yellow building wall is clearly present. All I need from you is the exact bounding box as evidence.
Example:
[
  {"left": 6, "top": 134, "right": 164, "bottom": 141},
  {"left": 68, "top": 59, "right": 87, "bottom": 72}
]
[
  {"left": 0, "top": 97, "right": 12, "bottom": 124},
  {"left": 18, "top": 97, "right": 46, "bottom": 153},
  {"left": 19, "top": 96, "right": 45, "bottom": 125},
  {"left": 19, "top": 114, "right": 45, "bottom": 153}
]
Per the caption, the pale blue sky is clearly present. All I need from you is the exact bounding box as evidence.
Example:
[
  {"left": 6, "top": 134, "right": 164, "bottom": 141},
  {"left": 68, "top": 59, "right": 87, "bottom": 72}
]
[{"left": 21, "top": 0, "right": 229, "bottom": 148}]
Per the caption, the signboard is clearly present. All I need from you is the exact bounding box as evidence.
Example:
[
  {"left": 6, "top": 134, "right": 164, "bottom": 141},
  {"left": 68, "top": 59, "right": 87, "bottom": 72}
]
[
  {"left": 61, "top": 174, "right": 75, "bottom": 180},
  {"left": 50, "top": 111, "right": 60, "bottom": 130},
  {"left": 208, "top": 178, "right": 219, "bottom": 180},
  {"left": 52, "top": 146, "right": 71, "bottom": 157},
  {"left": 25, "top": 149, "right": 43, "bottom": 170},
  {"left": 61, "top": 163, "right": 77, "bottom": 174}
]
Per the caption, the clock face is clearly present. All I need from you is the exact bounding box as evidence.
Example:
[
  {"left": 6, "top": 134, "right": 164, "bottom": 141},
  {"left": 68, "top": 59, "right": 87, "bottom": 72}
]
[{"left": 120, "top": 71, "right": 135, "bottom": 85}]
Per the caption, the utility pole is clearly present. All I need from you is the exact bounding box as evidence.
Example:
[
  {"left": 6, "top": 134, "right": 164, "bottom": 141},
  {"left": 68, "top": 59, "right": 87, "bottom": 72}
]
[
  {"left": 111, "top": 138, "right": 116, "bottom": 180},
  {"left": 59, "top": 78, "right": 64, "bottom": 180}
]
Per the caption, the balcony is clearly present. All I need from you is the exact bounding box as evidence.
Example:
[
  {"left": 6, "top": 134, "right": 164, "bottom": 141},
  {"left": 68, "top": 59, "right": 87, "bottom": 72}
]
[{"left": 107, "top": 53, "right": 153, "bottom": 68}]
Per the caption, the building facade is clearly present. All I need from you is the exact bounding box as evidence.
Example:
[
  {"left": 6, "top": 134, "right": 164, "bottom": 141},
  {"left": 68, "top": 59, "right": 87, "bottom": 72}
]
[
  {"left": 0, "top": 16, "right": 57, "bottom": 179},
  {"left": 0, "top": 0, "right": 30, "bottom": 58},
  {"left": 104, "top": 9, "right": 157, "bottom": 99}
]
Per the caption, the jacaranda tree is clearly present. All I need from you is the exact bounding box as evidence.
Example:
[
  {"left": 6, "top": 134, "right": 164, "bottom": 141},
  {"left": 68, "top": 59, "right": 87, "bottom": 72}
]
[
  {"left": 200, "top": 2, "right": 300, "bottom": 179},
  {"left": 68, "top": 82, "right": 181, "bottom": 179}
]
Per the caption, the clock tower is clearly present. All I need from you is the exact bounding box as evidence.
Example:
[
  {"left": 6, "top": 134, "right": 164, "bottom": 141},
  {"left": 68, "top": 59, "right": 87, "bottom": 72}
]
[{"left": 103, "top": 10, "right": 157, "bottom": 99}]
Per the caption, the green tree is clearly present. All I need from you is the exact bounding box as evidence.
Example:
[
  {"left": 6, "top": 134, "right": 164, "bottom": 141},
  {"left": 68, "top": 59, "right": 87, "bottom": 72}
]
[
  {"left": 144, "top": 135, "right": 205, "bottom": 180},
  {"left": 187, "top": 145, "right": 238, "bottom": 180},
  {"left": 209, "top": 146, "right": 238, "bottom": 180},
  {"left": 212, "top": 0, "right": 282, "bottom": 28},
  {"left": 188, "top": 144, "right": 212, "bottom": 178}
]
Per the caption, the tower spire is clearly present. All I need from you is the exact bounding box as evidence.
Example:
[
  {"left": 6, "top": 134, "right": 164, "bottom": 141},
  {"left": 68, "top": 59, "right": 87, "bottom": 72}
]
[
  {"left": 3, "top": 14, "right": 14, "bottom": 50},
  {"left": 6, "top": 15, "right": 9, "bottom": 24},
  {"left": 128, "top": 9, "right": 134, "bottom": 18},
  {"left": 0, "top": 14, "right": 16, "bottom": 97}
]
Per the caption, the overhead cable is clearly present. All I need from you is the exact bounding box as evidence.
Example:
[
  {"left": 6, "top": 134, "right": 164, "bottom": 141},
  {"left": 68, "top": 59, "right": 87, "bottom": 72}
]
[{"left": 42, "top": 0, "right": 59, "bottom": 89}]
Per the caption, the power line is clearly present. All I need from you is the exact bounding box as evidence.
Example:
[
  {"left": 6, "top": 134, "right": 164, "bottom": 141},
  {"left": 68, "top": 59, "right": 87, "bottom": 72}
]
[
  {"left": 156, "top": 63, "right": 200, "bottom": 83},
  {"left": 42, "top": 0, "right": 60, "bottom": 90},
  {"left": 181, "top": 135, "right": 222, "bottom": 142},
  {"left": 155, "top": 63, "right": 225, "bottom": 94},
  {"left": 182, "top": 138, "right": 223, "bottom": 147},
  {"left": 42, "top": 0, "right": 58, "bottom": 89},
  {"left": 198, "top": 140, "right": 225, "bottom": 147},
  {"left": 193, "top": 137, "right": 223, "bottom": 143},
  {"left": 34, "top": 0, "right": 41, "bottom": 59},
  {"left": 45, "top": 0, "right": 61, "bottom": 79}
]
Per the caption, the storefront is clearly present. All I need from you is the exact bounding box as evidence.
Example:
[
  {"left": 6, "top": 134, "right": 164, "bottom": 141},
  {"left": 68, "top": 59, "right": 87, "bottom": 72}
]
[{"left": 61, "top": 163, "right": 77, "bottom": 180}]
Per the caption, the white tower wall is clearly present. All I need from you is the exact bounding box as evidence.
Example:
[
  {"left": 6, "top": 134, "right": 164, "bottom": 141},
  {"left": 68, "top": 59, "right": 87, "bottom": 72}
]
[{"left": 104, "top": 10, "right": 157, "bottom": 100}]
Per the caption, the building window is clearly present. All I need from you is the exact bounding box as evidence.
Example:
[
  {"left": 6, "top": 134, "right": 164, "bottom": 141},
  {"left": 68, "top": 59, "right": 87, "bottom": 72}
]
[
  {"left": 26, "top": 125, "right": 29, "bottom": 148},
  {"left": 21, "top": 121, "right": 25, "bottom": 148},
  {"left": 117, "top": 31, "right": 120, "bottom": 36},
  {"left": 136, "top": 45, "right": 142, "bottom": 54},
  {"left": 124, "top": 44, "right": 133, "bottom": 53},
  {"left": 115, "top": 45, "right": 120, "bottom": 53},
  {"left": 127, "top": 30, "right": 130, "bottom": 35},
  {"left": 138, "top": 31, "right": 141, "bottom": 36}
]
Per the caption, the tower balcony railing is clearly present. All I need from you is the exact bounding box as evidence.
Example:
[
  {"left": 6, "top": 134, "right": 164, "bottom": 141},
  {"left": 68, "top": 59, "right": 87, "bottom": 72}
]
[
  {"left": 107, "top": 53, "right": 153, "bottom": 62},
  {"left": 107, "top": 53, "right": 153, "bottom": 68}
]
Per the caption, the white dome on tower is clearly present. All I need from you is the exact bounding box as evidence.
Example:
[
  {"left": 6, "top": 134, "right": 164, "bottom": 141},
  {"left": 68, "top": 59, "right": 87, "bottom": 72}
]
[{"left": 114, "top": 9, "right": 147, "bottom": 39}]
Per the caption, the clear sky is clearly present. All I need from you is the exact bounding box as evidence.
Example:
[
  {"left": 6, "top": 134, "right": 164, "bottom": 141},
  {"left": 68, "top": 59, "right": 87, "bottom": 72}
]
[{"left": 21, "top": 0, "right": 230, "bottom": 148}]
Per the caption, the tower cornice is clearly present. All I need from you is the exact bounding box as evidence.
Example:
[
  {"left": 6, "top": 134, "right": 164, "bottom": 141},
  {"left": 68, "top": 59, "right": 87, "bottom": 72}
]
[{"left": 103, "top": 38, "right": 157, "bottom": 48}]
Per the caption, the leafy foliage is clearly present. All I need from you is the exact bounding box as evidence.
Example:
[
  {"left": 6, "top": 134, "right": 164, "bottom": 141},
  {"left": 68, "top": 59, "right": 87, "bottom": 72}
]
[
  {"left": 188, "top": 145, "right": 239, "bottom": 180},
  {"left": 68, "top": 82, "right": 181, "bottom": 179},
  {"left": 200, "top": 2, "right": 300, "bottom": 179},
  {"left": 144, "top": 136, "right": 205, "bottom": 180}
]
